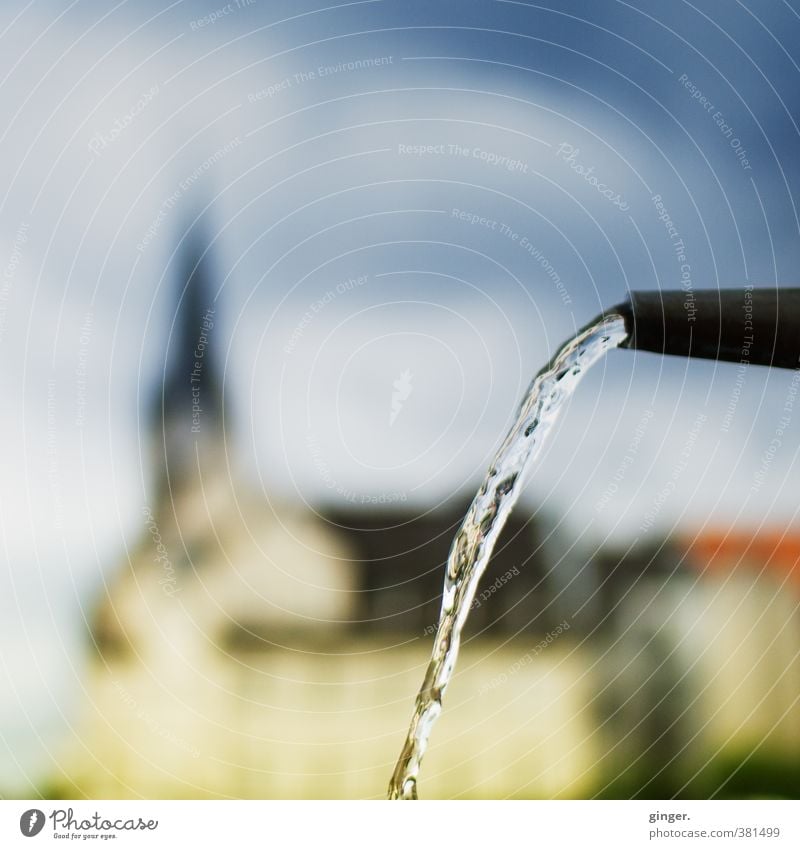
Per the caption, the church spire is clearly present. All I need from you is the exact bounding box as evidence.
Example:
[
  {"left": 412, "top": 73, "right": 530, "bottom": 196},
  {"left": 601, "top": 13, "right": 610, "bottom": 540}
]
[{"left": 154, "top": 231, "right": 224, "bottom": 507}]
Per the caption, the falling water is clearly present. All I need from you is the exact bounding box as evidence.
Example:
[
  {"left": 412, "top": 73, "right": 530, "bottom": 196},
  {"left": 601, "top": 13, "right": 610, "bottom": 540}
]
[{"left": 387, "top": 312, "right": 629, "bottom": 800}]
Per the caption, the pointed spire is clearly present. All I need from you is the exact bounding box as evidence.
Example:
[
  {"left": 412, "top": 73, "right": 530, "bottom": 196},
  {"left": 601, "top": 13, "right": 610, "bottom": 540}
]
[{"left": 154, "top": 230, "right": 224, "bottom": 506}]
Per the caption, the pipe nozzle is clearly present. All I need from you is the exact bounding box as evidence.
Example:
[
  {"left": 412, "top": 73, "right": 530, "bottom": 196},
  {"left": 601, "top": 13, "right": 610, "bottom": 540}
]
[{"left": 612, "top": 288, "right": 800, "bottom": 369}]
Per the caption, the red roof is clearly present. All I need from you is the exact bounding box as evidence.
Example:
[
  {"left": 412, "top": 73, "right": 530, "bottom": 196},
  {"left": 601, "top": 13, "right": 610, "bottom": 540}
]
[{"left": 683, "top": 529, "right": 800, "bottom": 592}]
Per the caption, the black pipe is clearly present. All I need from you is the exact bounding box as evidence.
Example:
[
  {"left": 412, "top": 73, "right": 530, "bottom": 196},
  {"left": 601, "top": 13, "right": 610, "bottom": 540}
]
[{"left": 610, "top": 288, "right": 800, "bottom": 369}]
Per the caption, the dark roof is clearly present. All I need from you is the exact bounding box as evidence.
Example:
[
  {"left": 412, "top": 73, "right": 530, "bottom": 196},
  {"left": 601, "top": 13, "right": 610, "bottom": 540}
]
[{"left": 322, "top": 501, "right": 558, "bottom": 636}]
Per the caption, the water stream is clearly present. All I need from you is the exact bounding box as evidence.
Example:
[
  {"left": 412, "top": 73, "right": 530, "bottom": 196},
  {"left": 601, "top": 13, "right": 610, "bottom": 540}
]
[{"left": 387, "top": 312, "right": 629, "bottom": 799}]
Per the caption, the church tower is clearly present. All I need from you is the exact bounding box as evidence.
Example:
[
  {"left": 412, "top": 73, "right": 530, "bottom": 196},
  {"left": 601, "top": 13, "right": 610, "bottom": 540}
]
[{"left": 91, "top": 230, "right": 356, "bottom": 665}]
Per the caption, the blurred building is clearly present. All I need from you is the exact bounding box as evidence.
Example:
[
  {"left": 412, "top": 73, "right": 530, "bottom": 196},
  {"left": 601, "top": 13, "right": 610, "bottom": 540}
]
[
  {"left": 53, "top": 240, "right": 800, "bottom": 800},
  {"left": 57, "top": 237, "right": 597, "bottom": 800},
  {"left": 594, "top": 537, "right": 800, "bottom": 798},
  {"left": 91, "top": 239, "right": 357, "bottom": 663}
]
